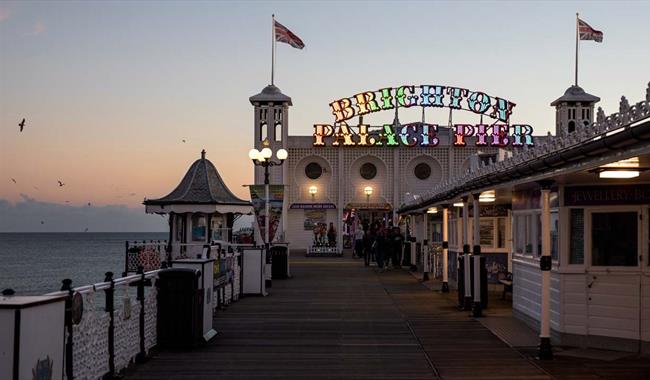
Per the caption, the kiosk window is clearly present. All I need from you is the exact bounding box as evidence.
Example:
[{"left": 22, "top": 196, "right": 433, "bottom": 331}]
[{"left": 591, "top": 212, "right": 638, "bottom": 266}]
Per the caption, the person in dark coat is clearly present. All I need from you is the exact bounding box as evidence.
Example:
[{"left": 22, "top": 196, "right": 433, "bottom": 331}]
[{"left": 390, "top": 227, "right": 404, "bottom": 269}]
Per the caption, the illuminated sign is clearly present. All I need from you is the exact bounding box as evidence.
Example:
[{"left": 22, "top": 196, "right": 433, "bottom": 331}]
[
  {"left": 313, "top": 122, "right": 534, "bottom": 147},
  {"left": 313, "top": 85, "right": 534, "bottom": 148},
  {"left": 329, "top": 85, "right": 515, "bottom": 123}
]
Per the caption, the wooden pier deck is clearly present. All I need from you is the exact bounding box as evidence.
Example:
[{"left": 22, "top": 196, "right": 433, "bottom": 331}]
[{"left": 126, "top": 256, "right": 554, "bottom": 379}]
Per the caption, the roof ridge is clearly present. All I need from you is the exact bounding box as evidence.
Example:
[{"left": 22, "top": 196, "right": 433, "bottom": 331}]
[{"left": 178, "top": 158, "right": 201, "bottom": 201}]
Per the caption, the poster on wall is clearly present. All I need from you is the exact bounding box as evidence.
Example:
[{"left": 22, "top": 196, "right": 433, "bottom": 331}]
[
  {"left": 304, "top": 210, "right": 326, "bottom": 230},
  {"left": 249, "top": 185, "right": 284, "bottom": 243}
]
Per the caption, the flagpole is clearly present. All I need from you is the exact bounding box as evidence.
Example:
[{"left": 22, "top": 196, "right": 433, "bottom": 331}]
[
  {"left": 271, "top": 14, "right": 275, "bottom": 85},
  {"left": 575, "top": 12, "right": 579, "bottom": 86}
]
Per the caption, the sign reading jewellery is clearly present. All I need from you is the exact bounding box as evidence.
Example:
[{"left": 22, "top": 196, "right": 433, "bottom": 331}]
[{"left": 312, "top": 84, "right": 535, "bottom": 148}]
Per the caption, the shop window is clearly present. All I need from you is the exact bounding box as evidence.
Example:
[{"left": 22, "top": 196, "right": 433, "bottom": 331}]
[
  {"left": 191, "top": 214, "right": 207, "bottom": 241},
  {"left": 479, "top": 217, "right": 507, "bottom": 249},
  {"left": 514, "top": 213, "right": 538, "bottom": 256},
  {"left": 305, "top": 162, "right": 323, "bottom": 180},
  {"left": 591, "top": 212, "right": 638, "bottom": 266},
  {"left": 480, "top": 219, "right": 494, "bottom": 246},
  {"left": 497, "top": 218, "right": 506, "bottom": 248},
  {"left": 414, "top": 162, "right": 431, "bottom": 180},
  {"left": 360, "top": 162, "right": 377, "bottom": 180},
  {"left": 569, "top": 208, "right": 584, "bottom": 264}
]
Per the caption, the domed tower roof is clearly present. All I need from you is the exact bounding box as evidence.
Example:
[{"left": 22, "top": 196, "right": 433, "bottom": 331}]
[
  {"left": 550, "top": 85, "right": 600, "bottom": 106},
  {"left": 249, "top": 84, "right": 292, "bottom": 105},
  {"left": 144, "top": 150, "right": 250, "bottom": 206}
]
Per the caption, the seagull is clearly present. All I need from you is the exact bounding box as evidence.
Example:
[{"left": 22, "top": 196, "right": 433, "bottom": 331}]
[
  {"left": 11, "top": 178, "right": 16, "bottom": 184},
  {"left": 19, "top": 118, "right": 25, "bottom": 132},
  {"left": 57, "top": 180, "right": 65, "bottom": 187}
]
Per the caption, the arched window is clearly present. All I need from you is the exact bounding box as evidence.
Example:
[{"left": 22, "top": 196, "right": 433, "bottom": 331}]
[
  {"left": 275, "top": 123, "right": 282, "bottom": 142},
  {"left": 568, "top": 120, "right": 576, "bottom": 133},
  {"left": 260, "top": 123, "right": 267, "bottom": 142}
]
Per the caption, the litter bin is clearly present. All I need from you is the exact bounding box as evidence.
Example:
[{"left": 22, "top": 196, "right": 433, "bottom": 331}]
[
  {"left": 271, "top": 245, "right": 288, "bottom": 279},
  {"left": 156, "top": 268, "right": 203, "bottom": 349}
]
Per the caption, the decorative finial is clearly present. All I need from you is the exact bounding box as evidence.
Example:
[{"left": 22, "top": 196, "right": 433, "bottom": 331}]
[
  {"left": 646, "top": 82, "right": 650, "bottom": 102},
  {"left": 201, "top": 149, "right": 206, "bottom": 159},
  {"left": 597, "top": 107, "right": 605, "bottom": 123},
  {"left": 262, "top": 138, "right": 270, "bottom": 147},
  {"left": 619, "top": 96, "right": 630, "bottom": 113}
]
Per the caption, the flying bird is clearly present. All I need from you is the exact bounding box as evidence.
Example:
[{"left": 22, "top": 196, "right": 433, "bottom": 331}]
[
  {"left": 57, "top": 180, "right": 65, "bottom": 187},
  {"left": 19, "top": 118, "right": 25, "bottom": 132},
  {"left": 11, "top": 178, "right": 16, "bottom": 184},
  {"left": 33, "top": 186, "right": 39, "bottom": 190},
  {"left": 182, "top": 139, "right": 186, "bottom": 143},
  {"left": 40, "top": 220, "right": 45, "bottom": 225},
  {"left": 65, "top": 200, "right": 70, "bottom": 203}
]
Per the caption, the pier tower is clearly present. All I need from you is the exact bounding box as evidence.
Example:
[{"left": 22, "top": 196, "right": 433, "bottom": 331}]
[{"left": 551, "top": 85, "right": 600, "bottom": 135}]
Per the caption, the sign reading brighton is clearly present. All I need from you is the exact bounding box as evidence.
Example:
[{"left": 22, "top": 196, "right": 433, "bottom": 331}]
[{"left": 312, "top": 85, "right": 534, "bottom": 148}]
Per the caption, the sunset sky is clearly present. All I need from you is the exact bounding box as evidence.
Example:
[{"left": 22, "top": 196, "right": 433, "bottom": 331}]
[{"left": 1, "top": 1, "right": 649, "bottom": 231}]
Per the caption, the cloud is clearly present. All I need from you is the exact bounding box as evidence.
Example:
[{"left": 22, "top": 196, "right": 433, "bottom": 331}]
[
  {"left": 0, "top": 196, "right": 167, "bottom": 232},
  {"left": 0, "top": 7, "right": 10, "bottom": 23},
  {"left": 26, "top": 20, "right": 46, "bottom": 36}
]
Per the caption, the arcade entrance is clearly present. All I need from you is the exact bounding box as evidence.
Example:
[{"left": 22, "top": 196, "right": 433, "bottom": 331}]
[{"left": 342, "top": 203, "right": 393, "bottom": 249}]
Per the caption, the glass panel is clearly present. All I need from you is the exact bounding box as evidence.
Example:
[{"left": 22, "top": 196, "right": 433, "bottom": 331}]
[
  {"left": 175, "top": 216, "right": 183, "bottom": 241},
  {"left": 480, "top": 219, "right": 494, "bottom": 247},
  {"left": 569, "top": 209, "right": 584, "bottom": 264},
  {"left": 525, "top": 215, "right": 533, "bottom": 255},
  {"left": 515, "top": 215, "right": 525, "bottom": 254},
  {"left": 192, "top": 214, "right": 207, "bottom": 241},
  {"left": 497, "top": 218, "right": 506, "bottom": 248},
  {"left": 591, "top": 212, "right": 638, "bottom": 266}
]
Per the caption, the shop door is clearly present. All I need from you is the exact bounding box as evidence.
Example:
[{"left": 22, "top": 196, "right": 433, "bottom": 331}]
[{"left": 586, "top": 209, "right": 641, "bottom": 342}]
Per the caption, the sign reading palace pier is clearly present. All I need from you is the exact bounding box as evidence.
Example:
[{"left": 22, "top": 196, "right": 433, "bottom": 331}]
[{"left": 312, "top": 85, "right": 535, "bottom": 148}]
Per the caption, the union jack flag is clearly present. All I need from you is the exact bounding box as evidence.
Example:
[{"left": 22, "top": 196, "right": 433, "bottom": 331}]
[
  {"left": 578, "top": 18, "right": 603, "bottom": 42},
  {"left": 275, "top": 20, "right": 305, "bottom": 49}
]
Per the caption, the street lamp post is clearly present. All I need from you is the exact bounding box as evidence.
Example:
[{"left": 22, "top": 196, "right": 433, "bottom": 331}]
[{"left": 248, "top": 144, "right": 288, "bottom": 269}]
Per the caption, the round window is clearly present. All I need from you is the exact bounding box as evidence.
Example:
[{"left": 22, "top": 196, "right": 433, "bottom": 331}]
[
  {"left": 414, "top": 163, "right": 431, "bottom": 180},
  {"left": 305, "top": 162, "right": 323, "bottom": 180},
  {"left": 360, "top": 163, "right": 377, "bottom": 180}
]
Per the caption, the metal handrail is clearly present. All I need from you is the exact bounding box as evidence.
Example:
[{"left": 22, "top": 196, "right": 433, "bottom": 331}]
[{"left": 45, "top": 270, "right": 161, "bottom": 297}]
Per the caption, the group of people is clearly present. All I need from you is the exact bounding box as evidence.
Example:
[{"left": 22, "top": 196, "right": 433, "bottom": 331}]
[
  {"left": 313, "top": 222, "right": 337, "bottom": 247},
  {"left": 353, "top": 220, "right": 405, "bottom": 271}
]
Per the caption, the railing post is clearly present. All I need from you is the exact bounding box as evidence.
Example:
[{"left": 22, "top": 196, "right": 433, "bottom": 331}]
[
  {"left": 124, "top": 241, "right": 129, "bottom": 275},
  {"left": 61, "top": 279, "right": 74, "bottom": 380},
  {"left": 135, "top": 266, "right": 147, "bottom": 363},
  {"left": 103, "top": 272, "right": 115, "bottom": 380}
]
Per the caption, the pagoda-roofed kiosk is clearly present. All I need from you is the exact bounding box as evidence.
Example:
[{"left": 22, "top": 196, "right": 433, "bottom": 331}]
[{"left": 144, "top": 150, "right": 252, "bottom": 258}]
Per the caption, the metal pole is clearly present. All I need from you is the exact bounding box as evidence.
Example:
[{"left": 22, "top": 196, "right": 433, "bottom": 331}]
[
  {"left": 472, "top": 194, "right": 482, "bottom": 317},
  {"left": 538, "top": 181, "right": 554, "bottom": 359},
  {"left": 264, "top": 164, "right": 270, "bottom": 287},
  {"left": 575, "top": 13, "right": 579, "bottom": 86},
  {"left": 442, "top": 206, "right": 449, "bottom": 292},
  {"left": 271, "top": 14, "right": 275, "bottom": 85},
  {"left": 462, "top": 196, "right": 472, "bottom": 310}
]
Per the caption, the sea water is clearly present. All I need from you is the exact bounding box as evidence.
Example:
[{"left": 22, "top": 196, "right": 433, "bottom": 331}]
[{"left": 0, "top": 232, "right": 166, "bottom": 295}]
